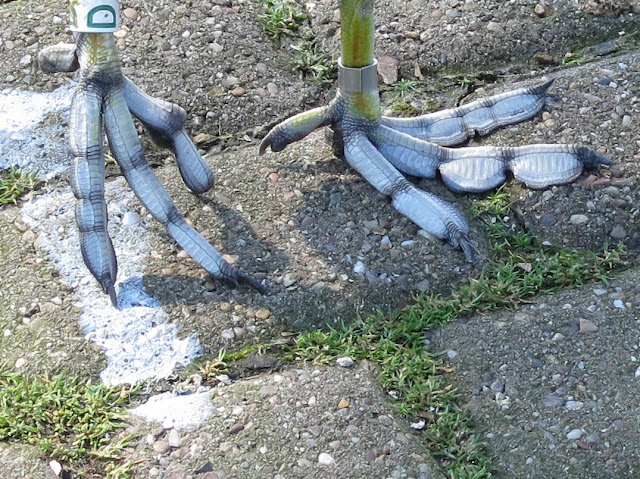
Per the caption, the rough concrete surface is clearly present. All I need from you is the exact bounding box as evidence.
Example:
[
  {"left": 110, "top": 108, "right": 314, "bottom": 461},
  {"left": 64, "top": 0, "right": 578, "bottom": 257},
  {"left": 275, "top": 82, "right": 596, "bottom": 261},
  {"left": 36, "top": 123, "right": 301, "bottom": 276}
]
[{"left": 0, "top": 0, "right": 639, "bottom": 478}]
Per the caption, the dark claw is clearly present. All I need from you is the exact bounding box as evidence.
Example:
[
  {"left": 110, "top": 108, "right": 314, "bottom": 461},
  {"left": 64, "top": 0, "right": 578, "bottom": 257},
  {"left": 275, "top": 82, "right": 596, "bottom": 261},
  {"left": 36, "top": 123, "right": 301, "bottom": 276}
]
[
  {"left": 577, "top": 146, "right": 613, "bottom": 168},
  {"left": 258, "top": 136, "right": 272, "bottom": 156},
  {"left": 458, "top": 236, "right": 476, "bottom": 262},
  {"left": 106, "top": 285, "right": 118, "bottom": 308},
  {"left": 229, "top": 270, "right": 268, "bottom": 294},
  {"left": 529, "top": 79, "right": 554, "bottom": 95},
  {"left": 446, "top": 221, "right": 476, "bottom": 262}
]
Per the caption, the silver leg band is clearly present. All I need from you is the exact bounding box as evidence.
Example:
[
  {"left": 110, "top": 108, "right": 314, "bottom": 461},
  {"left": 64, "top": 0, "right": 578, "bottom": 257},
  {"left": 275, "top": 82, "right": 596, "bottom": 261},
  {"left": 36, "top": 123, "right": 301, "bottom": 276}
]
[{"left": 338, "top": 58, "right": 378, "bottom": 93}]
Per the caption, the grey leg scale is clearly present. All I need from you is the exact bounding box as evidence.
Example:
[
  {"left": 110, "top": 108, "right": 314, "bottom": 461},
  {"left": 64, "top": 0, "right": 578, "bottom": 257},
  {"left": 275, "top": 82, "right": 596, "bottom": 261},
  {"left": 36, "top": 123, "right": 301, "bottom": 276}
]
[
  {"left": 122, "top": 78, "right": 215, "bottom": 194},
  {"left": 380, "top": 80, "right": 554, "bottom": 146},
  {"left": 104, "top": 88, "right": 266, "bottom": 293},
  {"left": 69, "top": 83, "right": 118, "bottom": 305}
]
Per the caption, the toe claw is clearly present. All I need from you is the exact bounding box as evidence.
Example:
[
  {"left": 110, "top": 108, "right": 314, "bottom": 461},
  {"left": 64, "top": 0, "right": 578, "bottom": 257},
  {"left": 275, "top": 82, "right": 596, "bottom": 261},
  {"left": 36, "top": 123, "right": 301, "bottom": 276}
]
[
  {"left": 445, "top": 220, "right": 476, "bottom": 261},
  {"left": 577, "top": 146, "right": 612, "bottom": 167},
  {"left": 259, "top": 136, "right": 272, "bottom": 156},
  {"left": 226, "top": 270, "right": 268, "bottom": 294},
  {"left": 457, "top": 234, "right": 476, "bottom": 262},
  {"left": 238, "top": 272, "right": 268, "bottom": 294},
  {"left": 106, "top": 285, "right": 118, "bottom": 308},
  {"left": 529, "top": 79, "right": 554, "bottom": 95}
]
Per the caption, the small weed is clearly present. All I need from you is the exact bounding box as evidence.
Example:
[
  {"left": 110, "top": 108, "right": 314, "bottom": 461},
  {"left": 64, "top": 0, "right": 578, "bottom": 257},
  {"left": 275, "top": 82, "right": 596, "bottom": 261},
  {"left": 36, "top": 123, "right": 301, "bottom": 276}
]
[
  {"left": 389, "top": 97, "right": 438, "bottom": 117},
  {"left": 198, "top": 348, "right": 231, "bottom": 377},
  {"left": 290, "top": 38, "right": 337, "bottom": 85},
  {"left": 288, "top": 185, "right": 625, "bottom": 478},
  {"left": 257, "top": 0, "right": 308, "bottom": 41},
  {"left": 197, "top": 341, "right": 287, "bottom": 380},
  {"left": 0, "top": 371, "right": 139, "bottom": 477},
  {"left": 0, "top": 168, "right": 41, "bottom": 204},
  {"left": 391, "top": 79, "right": 421, "bottom": 98},
  {"left": 468, "top": 184, "right": 512, "bottom": 218},
  {"left": 441, "top": 73, "right": 475, "bottom": 90}
]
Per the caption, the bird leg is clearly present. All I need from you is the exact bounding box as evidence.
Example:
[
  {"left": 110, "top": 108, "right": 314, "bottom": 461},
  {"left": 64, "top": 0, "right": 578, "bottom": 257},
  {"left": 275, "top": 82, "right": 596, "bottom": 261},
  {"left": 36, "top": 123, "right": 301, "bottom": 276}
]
[
  {"left": 260, "top": 0, "right": 611, "bottom": 261},
  {"left": 39, "top": 7, "right": 265, "bottom": 306}
]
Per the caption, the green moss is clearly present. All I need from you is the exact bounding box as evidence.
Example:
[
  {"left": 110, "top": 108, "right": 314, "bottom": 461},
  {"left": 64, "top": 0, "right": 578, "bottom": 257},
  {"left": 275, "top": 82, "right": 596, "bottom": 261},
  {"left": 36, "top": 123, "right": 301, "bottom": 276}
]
[{"left": 0, "top": 372, "right": 139, "bottom": 478}]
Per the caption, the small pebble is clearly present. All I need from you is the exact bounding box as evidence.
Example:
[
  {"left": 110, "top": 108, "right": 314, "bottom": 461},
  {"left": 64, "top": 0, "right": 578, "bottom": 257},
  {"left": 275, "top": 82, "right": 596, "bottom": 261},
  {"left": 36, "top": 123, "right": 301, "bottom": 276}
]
[
  {"left": 410, "top": 420, "right": 426, "bottom": 430},
  {"left": 613, "top": 299, "right": 626, "bottom": 310},
  {"left": 353, "top": 261, "right": 366, "bottom": 274},
  {"left": 231, "top": 87, "right": 246, "bottom": 97},
  {"left": 610, "top": 226, "right": 627, "bottom": 239},
  {"left": 153, "top": 440, "right": 170, "bottom": 454},
  {"left": 579, "top": 318, "right": 598, "bottom": 333},
  {"left": 486, "top": 21, "right": 504, "bottom": 32},
  {"left": 49, "top": 460, "right": 62, "bottom": 476},
  {"left": 123, "top": 7, "right": 138, "bottom": 20},
  {"left": 565, "top": 401, "right": 584, "bottom": 411},
  {"left": 122, "top": 211, "right": 140, "bottom": 226},
  {"left": 255, "top": 308, "right": 271, "bottom": 320},
  {"left": 167, "top": 429, "right": 181, "bottom": 448},
  {"left": 318, "top": 453, "right": 335, "bottom": 465},
  {"left": 447, "top": 350, "right": 458, "bottom": 359},
  {"left": 567, "top": 429, "right": 583, "bottom": 440},
  {"left": 336, "top": 356, "right": 355, "bottom": 368},
  {"left": 569, "top": 214, "right": 589, "bottom": 225},
  {"left": 221, "top": 329, "right": 235, "bottom": 340},
  {"left": 14, "top": 357, "right": 27, "bottom": 369},
  {"left": 534, "top": 4, "right": 546, "bottom": 16},
  {"left": 543, "top": 394, "right": 564, "bottom": 408}
]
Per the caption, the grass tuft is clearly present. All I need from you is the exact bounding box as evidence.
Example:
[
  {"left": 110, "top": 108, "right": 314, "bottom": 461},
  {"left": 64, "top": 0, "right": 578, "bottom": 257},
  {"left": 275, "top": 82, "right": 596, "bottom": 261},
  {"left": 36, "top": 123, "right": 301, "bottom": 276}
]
[
  {"left": 290, "top": 37, "right": 337, "bottom": 85},
  {"left": 0, "top": 371, "right": 138, "bottom": 477},
  {"left": 0, "top": 168, "right": 41, "bottom": 204},
  {"left": 257, "top": 0, "right": 308, "bottom": 41},
  {"left": 391, "top": 79, "right": 422, "bottom": 98}
]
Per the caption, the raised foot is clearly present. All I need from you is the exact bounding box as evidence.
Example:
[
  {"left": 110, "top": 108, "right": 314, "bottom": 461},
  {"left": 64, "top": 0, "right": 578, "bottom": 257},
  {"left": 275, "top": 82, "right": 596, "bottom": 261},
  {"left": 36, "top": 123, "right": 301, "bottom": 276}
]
[{"left": 260, "top": 81, "right": 611, "bottom": 259}]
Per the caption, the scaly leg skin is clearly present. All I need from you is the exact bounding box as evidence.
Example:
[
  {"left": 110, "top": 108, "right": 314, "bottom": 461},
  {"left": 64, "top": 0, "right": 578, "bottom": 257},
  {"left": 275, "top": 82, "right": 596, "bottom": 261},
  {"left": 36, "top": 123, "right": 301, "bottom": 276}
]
[
  {"left": 39, "top": 43, "right": 215, "bottom": 194},
  {"left": 259, "top": 0, "right": 611, "bottom": 261},
  {"left": 39, "top": 34, "right": 265, "bottom": 306}
]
